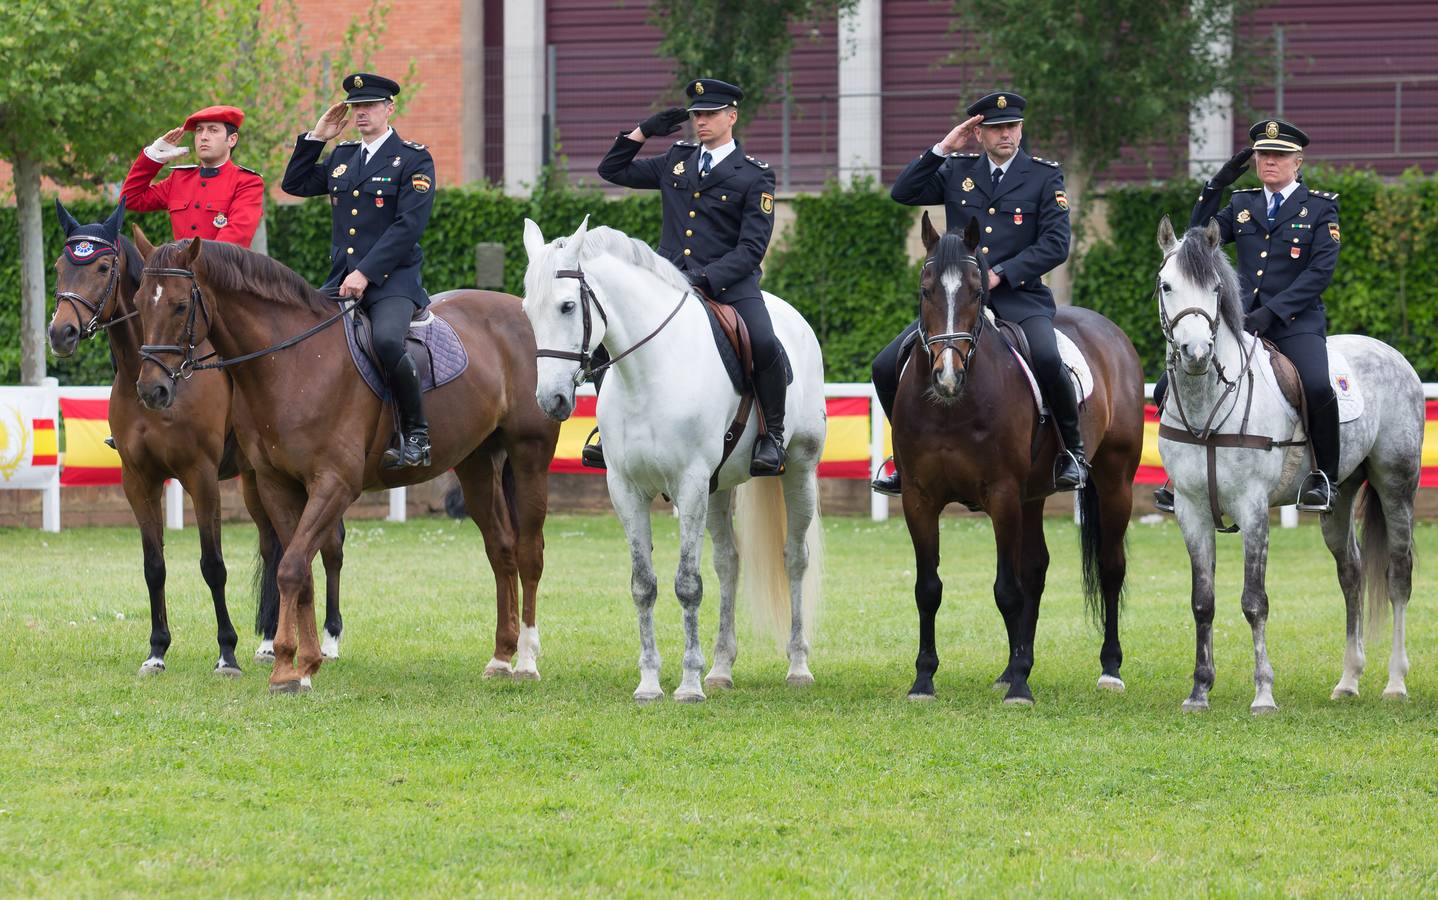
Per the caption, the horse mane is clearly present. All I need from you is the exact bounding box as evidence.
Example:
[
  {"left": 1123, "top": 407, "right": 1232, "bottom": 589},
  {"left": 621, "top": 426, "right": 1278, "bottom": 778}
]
[
  {"left": 1175, "top": 227, "right": 1244, "bottom": 337},
  {"left": 574, "top": 225, "right": 693, "bottom": 294},
  {"left": 151, "top": 240, "right": 331, "bottom": 314},
  {"left": 118, "top": 236, "right": 144, "bottom": 292},
  {"left": 931, "top": 230, "right": 986, "bottom": 281}
]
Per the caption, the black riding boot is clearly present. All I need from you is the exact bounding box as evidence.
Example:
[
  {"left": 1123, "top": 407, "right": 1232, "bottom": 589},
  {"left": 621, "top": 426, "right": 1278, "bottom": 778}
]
[
  {"left": 381, "top": 353, "right": 431, "bottom": 469},
  {"left": 1047, "top": 376, "right": 1089, "bottom": 491},
  {"left": 581, "top": 350, "right": 608, "bottom": 469},
  {"left": 1151, "top": 375, "right": 1175, "bottom": 512},
  {"left": 869, "top": 377, "right": 902, "bottom": 495},
  {"left": 1298, "top": 395, "right": 1340, "bottom": 512},
  {"left": 750, "top": 357, "right": 788, "bottom": 476}
]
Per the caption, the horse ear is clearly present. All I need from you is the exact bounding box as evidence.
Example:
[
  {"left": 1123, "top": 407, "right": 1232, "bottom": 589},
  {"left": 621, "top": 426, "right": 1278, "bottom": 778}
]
[
  {"left": 522, "top": 217, "right": 545, "bottom": 260},
  {"left": 1157, "top": 215, "right": 1177, "bottom": 254},
  {"left": 183, "top": 236, "right": 202, "bottom": 265},
  {"left": 132, "top": 225, "right": 156, "bottom": 259},
  {"left": 103, "top": 197, "right": 127, "bottom": 242},
  {"left": 963, "top": 215, "right": 981, "bottom": 251},
  {"left": 55, "top": 199, "right": 82, "bottom": 238},
  {"left": 570, "top": 214, "right": 590, "bottom": 256},
  {"left": 1204, "top": 217, "right": 1222, "bottom": 250},
  {"left": 920, "top": 210, "right": 939, "bottom": 252}
]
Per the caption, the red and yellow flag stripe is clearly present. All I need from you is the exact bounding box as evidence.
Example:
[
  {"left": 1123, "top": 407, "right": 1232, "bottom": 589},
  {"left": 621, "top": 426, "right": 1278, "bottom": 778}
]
[{"left": 59, "top": 397, "right": 122, "bottom": 486}]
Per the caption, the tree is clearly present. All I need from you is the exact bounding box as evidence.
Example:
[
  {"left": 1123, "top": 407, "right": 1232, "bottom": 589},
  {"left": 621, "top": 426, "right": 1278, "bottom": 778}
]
[
  {"left": 648, "top": 0, "right": 858, "bottom": 120},
  {"left": 946, "top": 0, "right": 1263, "bottom": 298}
]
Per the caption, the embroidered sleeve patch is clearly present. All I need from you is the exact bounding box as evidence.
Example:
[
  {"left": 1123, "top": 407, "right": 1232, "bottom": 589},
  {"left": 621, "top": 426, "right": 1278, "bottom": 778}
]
[
  {"left": 1328, "top": 222, "right": 1340, "bottom": 242},
  {"left": 411, "top": 173, "right": 432, "bottom": 193},
  {"left": 760, "top": 192, "right": 774, "bottom": 214},
  {"left": 1055, "top": 190, "right": 1069, "bottom": 211}
]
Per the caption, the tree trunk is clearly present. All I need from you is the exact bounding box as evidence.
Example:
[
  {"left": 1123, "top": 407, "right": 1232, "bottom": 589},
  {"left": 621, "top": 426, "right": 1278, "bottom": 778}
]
[
  {"left": 1049, "top": 157, "right": 1088, "bottom": 307},
  {"left": 15, "top": 155, "right": 47, "bottom": 385},
  {"left": 252, "top": 211, "right": 269, "bottom": 256}
]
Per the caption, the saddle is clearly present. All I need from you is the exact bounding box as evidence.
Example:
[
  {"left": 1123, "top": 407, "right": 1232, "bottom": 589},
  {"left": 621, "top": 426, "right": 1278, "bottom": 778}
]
[
  {"left": 341, "top": 301, "right": 469, "bottom": 400},
  {"left": 1261, "top": 338, "right": 1304, "bottom": 412},
  {"left": 697, "top": 293, "right": 791, "bottom": 492}
]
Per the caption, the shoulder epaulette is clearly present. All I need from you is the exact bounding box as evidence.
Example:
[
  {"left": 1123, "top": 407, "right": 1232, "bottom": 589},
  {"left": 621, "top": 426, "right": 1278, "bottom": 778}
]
[
  {"left": 170, "top": 164, "right": 198, "bottom": 170},
  {"left": 949, "top": 152, "right": 980, "bottom": 159},
  {"left": 673, "top": 140, "right": 697, "bottom": 148},
  {"left": 402, "top": 139, "right": 427, "bottom": 151},
  {"left": 1032, "top": 156, "right": 1062, "bottom": 168},
  {"left": 1231, "top": 187, "right": 1261, "bottom": 193},
  {"left": 745, "top": 155, "right": 769, "bottom": 169},
  {"left": 1312, "top": 190, "right": 1339, "bottom": 200},
  {"left": 235, "top": 164, "right": 262, "bottom": 176},
  {"left": 337, "top": 139, "right": 361, "bottom": 146}
]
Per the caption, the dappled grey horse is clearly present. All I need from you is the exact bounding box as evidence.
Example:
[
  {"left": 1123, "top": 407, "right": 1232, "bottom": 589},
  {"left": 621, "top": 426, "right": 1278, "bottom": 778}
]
[{"left": 1155, "top": 217, "right": 1423, "bottom": 713}]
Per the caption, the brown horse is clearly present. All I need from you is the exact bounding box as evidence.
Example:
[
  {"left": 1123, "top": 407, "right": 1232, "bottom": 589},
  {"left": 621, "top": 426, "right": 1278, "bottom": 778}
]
[
  {"left": 130, "top": 233, "right": 560, "bottom": 693},
  {"left": 892, "top": 213, "right": 1144, "bottom": 705},
  {"left": 48, "top": 201, "right": 346, "bottom": 674}
]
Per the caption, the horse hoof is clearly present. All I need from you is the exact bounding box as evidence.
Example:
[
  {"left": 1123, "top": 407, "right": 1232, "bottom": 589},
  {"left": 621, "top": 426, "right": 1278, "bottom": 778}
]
[
  {"left": 1382, "top": 687, "right": 1409, "bottom": 701},
  {"left": 907, "top": 692, "right": 936, "bottom": 702},
  {"left": 269, "top": 679, "right": 305, "bottom": 695},
  {"left": 1096, "top": 674, "right": 1126, "bottom": 692},
  {"left": 633, "top": 689, "right": 665, "bottom": 704},
  {"left": 1181, "top": 697, "right": 1209, "bottom": 712},
  {"left": 673, "top": 689, "right": 706, "bottom": 704},
  {"left": 1002, "top": 695, "right": 1035, "bottom": 707},
  {"left": 786, "top": 673, "right": 815, "bottom": 687},
  {"left": 483, "top": 659, "right": 514, "bottom": 679},
  {"left": 320, "top": 634, "right": 341, "bottom": 660},
  {"left": 704, "top": 675, "right": 733, "bottom": 690},
  {"left": 138, "top": 659, "right": 165, "bottom": 676},
  {"left": 512, "top": 666, "right": 541, "bottom": 682},
  {"left": 1330, "top": 686, "right": 1359, "bottom": 700},
  {"left": 254, "top": 643, "right": 275, "bottom": 663},
  {"left": 214, "top": 663, "right": 243, "bottom": 678},
  {"left": 1250, "top": 702, "right": 1279, "bottom": 715}
]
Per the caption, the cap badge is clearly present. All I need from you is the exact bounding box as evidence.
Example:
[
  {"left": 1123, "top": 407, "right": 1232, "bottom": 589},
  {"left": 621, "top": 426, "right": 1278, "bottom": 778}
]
[
  {"left": 1265, "top": 121, "right": 1279, "bottom": 139},
  {"left": 996, "top": 95, "right": 1007, "bottom": 109},
  {"left": 672, "top": 160, "right": 686, "bottom": 176},
  {"left": 213, "top": 214, "right": 228, "bottom": 228},
  {"left": 331, "top": 163, "right": 348, "bottom": 178},
  {"left": 1237, "top": 209, "right": 1251, "bottom": 224},
  {"left": 961, "top": 177, "right": 975, "bottom": 192},
  {"left": 353, "top": 76, "right": 364, "bottom": 89},
  {"left": 694, "top": 81, "right": 704, "bottom": 95}
]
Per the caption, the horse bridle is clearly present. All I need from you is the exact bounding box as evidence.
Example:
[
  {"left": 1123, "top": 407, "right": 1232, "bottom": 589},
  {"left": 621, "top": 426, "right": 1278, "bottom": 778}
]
[
  {"left": 138, "top": 263, "right": 357, "bottom": 382},
  {"left": 54, "top": 237, "right": 137, "bottom": 338},
  {"left": 917, "top": 253, "right": 988, "bottom": 371},
  {"left": 534, "top": 267, "right": 690, "bottom": 386}
]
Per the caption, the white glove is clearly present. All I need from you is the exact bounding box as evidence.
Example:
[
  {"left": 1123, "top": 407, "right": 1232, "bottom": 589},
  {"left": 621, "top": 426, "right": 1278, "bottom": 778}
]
[{"left": 144, "top": 138, "right": 189, "bottom": 164}]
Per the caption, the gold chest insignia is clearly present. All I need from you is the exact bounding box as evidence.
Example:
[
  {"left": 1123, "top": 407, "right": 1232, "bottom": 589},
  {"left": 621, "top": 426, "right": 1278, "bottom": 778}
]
[
  {"left": 1265, "top": 121, "right": 1280, "bottom": 139},
  {"left": 961, "top": 177, "right": 975, "bottom": 192},
  {"left": 1237, "top": 208, "right": 1251, "bottom": 224},
  {"left": 673, "top": 160, "right": 686, "bottom": 176},
  {"left": 331, "top": 163, "right": 347, "bottom": 178}
]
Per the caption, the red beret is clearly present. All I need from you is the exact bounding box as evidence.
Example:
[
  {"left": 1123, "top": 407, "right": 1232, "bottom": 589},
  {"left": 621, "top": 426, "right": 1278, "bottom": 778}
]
[{"left": 183, "top": 105, "right": 245, "bottom": 131}]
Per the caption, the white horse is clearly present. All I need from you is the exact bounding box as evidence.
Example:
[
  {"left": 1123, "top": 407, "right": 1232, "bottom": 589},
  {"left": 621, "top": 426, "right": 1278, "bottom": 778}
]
[
  {"left": 1155, "top": 217, "right": 1424, "bottom": 713},
  {"left": 522, "top": 217, "right": 827, "bottom": 702}
]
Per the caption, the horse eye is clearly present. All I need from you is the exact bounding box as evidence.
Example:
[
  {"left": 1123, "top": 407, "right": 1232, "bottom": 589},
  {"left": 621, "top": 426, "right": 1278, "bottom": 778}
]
[
  {"left": 174, "top": 301, "right": 188, "bottom": 315},
  {"left": 1160, "top": 281, "right": 1171, "bottom": 293},
  {"left": 560, "top": 300, "right": 576, "bottom": 314},
  {"left": 98, "top": 263, "right": 110, "bottom": 273}
]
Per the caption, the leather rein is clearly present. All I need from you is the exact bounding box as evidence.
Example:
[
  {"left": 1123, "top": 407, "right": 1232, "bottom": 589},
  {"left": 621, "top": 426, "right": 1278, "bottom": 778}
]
[{"left": 138, "top": 264, "right": 357, "bottom": 382}]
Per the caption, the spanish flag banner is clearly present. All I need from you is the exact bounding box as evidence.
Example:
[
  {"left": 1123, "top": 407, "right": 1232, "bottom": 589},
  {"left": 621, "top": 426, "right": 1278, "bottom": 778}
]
[
  {"left": 0, "top": 384, "right": 60, "bottom": 489},
  {"left": 58, "top": 395, "right": 123, "bottom": 486}
]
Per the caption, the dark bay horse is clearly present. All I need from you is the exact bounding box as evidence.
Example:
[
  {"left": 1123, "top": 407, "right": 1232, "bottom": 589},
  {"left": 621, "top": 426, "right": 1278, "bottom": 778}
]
[
  {"left": 130, "top": 234, "right": 560, "bottom": 693},
  {"left": 47, "top": 201, "right": 344, "bottom": 675},
  {"left": 891, "top": 213, "right": 1144, "bottom": 705}
]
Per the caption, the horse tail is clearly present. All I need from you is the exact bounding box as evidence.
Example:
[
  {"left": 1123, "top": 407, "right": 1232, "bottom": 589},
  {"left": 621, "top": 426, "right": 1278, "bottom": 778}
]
[
  {"left": 1359, "top": 482, "right": 1390, "bottom": 640},
  {"left": 734, "top": 477, "right": 822, "bottom": 649},
  {"left": 443, "top": 482, "right": 468, "bottom": 519},
  {"left": 1078, "top": 477, "right": 1105, "bottom": 628},
  {"left": 253, "top": 516, "right": 282, "bottom": 637}
]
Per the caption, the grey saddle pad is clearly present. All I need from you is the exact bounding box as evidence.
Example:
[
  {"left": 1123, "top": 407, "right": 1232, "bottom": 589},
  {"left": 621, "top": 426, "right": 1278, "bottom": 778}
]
[{"left": 341, "top": 303, "right": 469, "bottom": 399}]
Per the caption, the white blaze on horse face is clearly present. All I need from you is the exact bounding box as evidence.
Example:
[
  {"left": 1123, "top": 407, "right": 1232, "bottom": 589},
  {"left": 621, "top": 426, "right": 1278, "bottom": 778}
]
[
  {"left": 149, "top": 284, "right": 163, "bottom": 309},
  {"left": 1161, "top": 251, "right": 1216, "bottom": 374},
  {"left": 936, "top": 267, "right": 963, "bottom": 391}
]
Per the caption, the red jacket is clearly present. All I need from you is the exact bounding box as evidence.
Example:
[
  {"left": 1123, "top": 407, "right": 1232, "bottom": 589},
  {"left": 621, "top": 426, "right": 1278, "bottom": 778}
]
[{"left": 121, "top": 152, "right": 265, "bottom": 247}]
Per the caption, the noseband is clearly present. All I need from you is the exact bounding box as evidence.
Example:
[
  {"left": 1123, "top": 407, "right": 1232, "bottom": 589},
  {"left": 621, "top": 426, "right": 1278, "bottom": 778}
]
[
  {"left": 54, "top": 237, "right": 136, "bottom": 338},
  {"left": 534, "top": 266, "right": 691, "bottom": 386},
  {"left": 918, "top": 253, "right": 987, "bottom": 372}
]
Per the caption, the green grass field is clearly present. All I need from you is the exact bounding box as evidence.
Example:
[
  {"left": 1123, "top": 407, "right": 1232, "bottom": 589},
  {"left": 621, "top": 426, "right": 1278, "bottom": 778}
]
[{"left": 2, "top": 513, "right": 1437, "bottom": 895}]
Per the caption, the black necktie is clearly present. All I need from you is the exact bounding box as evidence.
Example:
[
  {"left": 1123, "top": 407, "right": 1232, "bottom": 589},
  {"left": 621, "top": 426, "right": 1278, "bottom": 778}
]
[
  {"left": 992, "top": 167, "right": 1003, "bottom": 187},
  {"left": 701, "top": 151, "right": 713, "bottom": 177}
]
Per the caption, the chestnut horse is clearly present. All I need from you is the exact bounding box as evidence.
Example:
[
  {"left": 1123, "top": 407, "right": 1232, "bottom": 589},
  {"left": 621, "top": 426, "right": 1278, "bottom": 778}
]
[
  {"left": 892, "top": 213, "right": 1144, "bottom": 705},
  {"left": 130, "top": 233, "right": 559, "bottom": 693},
  {"left": 47, "top": 201, "right": 344, "bottom": 675}
]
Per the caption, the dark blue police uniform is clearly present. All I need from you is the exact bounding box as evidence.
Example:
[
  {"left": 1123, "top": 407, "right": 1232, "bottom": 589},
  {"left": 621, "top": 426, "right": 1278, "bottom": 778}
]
[
  {"left": 281, "top": 72, "right": 437, "bottom": 468},
  {"left": 1154, "top": 118, "right": 1341, "bottom": 512},
  {"left": 871, "top": 90, "right": 1085, "bottom": 494},
  {"left": 591, "top": 77, "right": 788, "bottom": 476}
]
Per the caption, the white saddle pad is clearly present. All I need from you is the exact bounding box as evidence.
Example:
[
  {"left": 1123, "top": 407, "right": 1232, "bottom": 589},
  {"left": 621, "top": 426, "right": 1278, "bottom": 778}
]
[
  {"left": 1252, "top": 333, "right": 1363, "bottom": 426},
  {"left": 1009, "top": 329, "right": 1095, "bottom": 415}
]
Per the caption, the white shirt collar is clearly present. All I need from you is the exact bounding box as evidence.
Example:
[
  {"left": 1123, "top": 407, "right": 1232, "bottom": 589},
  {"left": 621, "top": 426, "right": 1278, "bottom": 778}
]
[
  {"left": 1264, "top": 179, "right": 1299, "bottom": 207},
  {"left": 361, "top": 128, "right": 394, "bottom": 159},
  {"left": 698, "top": 138, "right": 737, "bottom": 170},
  {"left": 988, "top": 153, "right": 1017, "bottom": 177}
]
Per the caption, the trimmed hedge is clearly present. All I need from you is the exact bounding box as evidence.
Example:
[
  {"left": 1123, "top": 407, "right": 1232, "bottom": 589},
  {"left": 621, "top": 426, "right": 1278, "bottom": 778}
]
[
  {"left": 8, "top": 168, "right": 1435, "bottom": 386},
  {"left": 1073, "top": 166, "right": 1438, "bottom": 382}
]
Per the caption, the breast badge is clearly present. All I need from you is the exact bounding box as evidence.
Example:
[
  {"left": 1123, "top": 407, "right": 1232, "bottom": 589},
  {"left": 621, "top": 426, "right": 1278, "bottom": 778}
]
[
  {"left": 961, "top": 177, "right": 975, "bottom": 192},
  {"left": 673, "top": 160, "right": 686, "bottom": 176},
  {"left": 1299, "top": 206, "right": 1308, "bottom": 218},
  {"left": 213, "top": 213, "right": 228, "bottom": 228},
  {"left": 1237, "top": 209, "right": 1251, "bottom": 224},
  {"left": 331, "top": 163, "right": 348, "bottom": 178}
]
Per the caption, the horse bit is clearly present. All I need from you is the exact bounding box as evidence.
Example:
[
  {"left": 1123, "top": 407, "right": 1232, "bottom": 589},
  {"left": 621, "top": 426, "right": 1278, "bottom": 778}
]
[
  {"left": 54, "top": 236, "right": 137, "bottom": 338},
  {"left": 534, "top": 267, "right": 690, "bottom": 386}
]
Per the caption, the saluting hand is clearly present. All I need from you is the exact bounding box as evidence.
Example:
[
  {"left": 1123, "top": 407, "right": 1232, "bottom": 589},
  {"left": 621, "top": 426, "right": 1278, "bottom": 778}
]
[
  {"left": 311, "top": 102, "right": 351, "bottom": 142},
  {"left": 338, "top": 269, "right": 370, "bottom": 299},
  {"left": 145, "top": 126, "right": 189, "bottom": 163},
  {"left": 937, "top": 115, "right": 984, "bottom": 155},
  {"left": 1210, "top": 148, "right": 1255, "bottom": 188}
]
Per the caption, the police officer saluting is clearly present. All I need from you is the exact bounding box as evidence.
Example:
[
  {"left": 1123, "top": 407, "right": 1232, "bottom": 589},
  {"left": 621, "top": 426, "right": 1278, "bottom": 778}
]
[
  {"left": 594, "top": 78, "right": 787, "bottom": 476},
  {"left": 282, "top": 73, "right": 437, "bottom": 469},
  {"left": 872, "top": 90, "right": 1083, "bottom": 495},
  {"left": 1153, "top": 119, "right": 1341, "bottom": 513}
]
